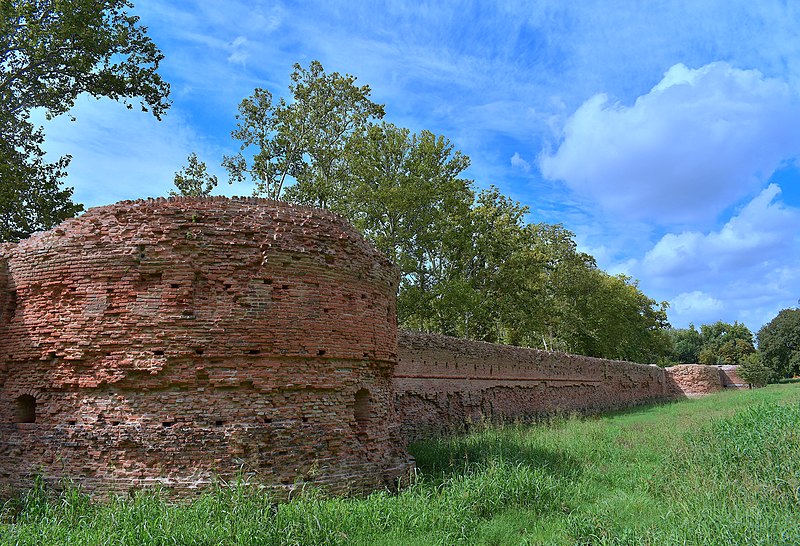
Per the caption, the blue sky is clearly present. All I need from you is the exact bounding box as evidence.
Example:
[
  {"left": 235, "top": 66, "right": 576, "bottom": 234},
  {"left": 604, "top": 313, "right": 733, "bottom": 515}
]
[{"left": 35, "top": 0, "right": 800, "bottom": 333}]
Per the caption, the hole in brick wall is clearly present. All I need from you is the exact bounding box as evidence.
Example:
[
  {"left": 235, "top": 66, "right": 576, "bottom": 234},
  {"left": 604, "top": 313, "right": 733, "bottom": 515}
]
[
  {"left": 68, "top": 420, "right": 77, "bottom": 426},
  {"left": 153, "top": 350, "right": 165, "bottom": 356},
  {"left": 263, "top": 278, "right": 272, "bottom": 284},
  {"left": 162, "top": 421, "right": 175, "bottom": 428},
  {"left": 15, "top": 395, "right": 36, "bottom": 424},
  {"left": 263, "top": 417, "right": 272, "bottom": 423},
  {"left": 363, "top": 352, "right": 370, "bottom": 358},
  {"left": 353, "top": 388, "right": 371, "bottom": 430},
  {"left": 282, "top": 284, "right": 289, "bottom": 290},
  {"left": 170, "top": 283, "right": 180, "bottom": 289},
  {"left": 361, "top": 294, "right": 367, "bottom": 299},
  {"left": 323, "top": 308, "right": 330, "bottom": 313},
  {"left": 302, "top": 416, "right": 308, "bottom": 423},
  {"left": 247, "top": 349, "right": 261, "bottom": 355},
  {"left": 317, "top": 349, "right": 326, "bottom": 356},
  {"left": 195, "top": 349, "right": 204, "bottom": 355},
  {"left": 5, "top": 290, "right": 17, "bottom": 321},
  {"left": 214, "top": 420, "right": 224, "bottom": 427}
]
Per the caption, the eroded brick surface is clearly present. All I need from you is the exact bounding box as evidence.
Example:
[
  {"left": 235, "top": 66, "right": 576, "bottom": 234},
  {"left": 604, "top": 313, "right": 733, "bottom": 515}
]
[
  {"left": 0, "top": 196, "right": 735, "bottom": 498},
  {"left": 394, "top": 331, "right": 673, "bottom": 441},
  {"left": 0, "top": 197, "right": 412, "bottom": 497},
  {"left": 664, "top": 364, "right": 724, "bottom": 396}
]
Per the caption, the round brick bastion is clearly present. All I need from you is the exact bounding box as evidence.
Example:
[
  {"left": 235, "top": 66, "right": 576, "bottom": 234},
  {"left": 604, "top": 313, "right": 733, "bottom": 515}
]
[{"left": 0, "top": 196, "right": 413, "bottom": 496}]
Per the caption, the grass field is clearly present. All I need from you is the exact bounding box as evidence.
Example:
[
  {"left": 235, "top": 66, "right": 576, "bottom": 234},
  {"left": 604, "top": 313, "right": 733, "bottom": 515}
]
[{"left": 2, "top": 383, "right": 799, "bottom": 545}]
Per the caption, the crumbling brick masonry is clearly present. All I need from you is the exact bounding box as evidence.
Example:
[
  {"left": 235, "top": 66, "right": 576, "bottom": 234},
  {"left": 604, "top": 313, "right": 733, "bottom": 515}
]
[
  {"left": 0, "top": 197, "right": 413, "bottom": 496},
  {"left": 394, "top": 331, "right": 672, "bottom": 441},
  {"left": 0, "top": 196, "right": 742, "bottom": 497}
]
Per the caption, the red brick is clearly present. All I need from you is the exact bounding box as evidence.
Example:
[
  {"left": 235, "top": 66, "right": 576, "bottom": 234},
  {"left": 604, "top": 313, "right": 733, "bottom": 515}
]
[{"left": 0, "top": 196, "right": 412, "bottom": 497}]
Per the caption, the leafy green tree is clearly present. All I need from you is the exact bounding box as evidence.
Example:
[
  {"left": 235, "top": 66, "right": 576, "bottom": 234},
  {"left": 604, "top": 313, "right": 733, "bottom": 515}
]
[
  {"left": 665, "top": 325, "right": 703, "bottom": 364},
  {"left": 171, "top": 153, "right": 218, "bottom": 197},
  {"left": 1, "top": 0, "right": 170, "bottom": 242},
  {"left": 225, "top": 61, "right": 384, "bottom": 203},
  {"left": 697, "top": 321, "right": 755, "bottom": 365},
  {"left": 737, "top": 352, "right": 771, "bottom": 387},
  {"left": 758, "top": 308, "right": 800, "bottom": 379},
  {"left": 0, "top": 122, "right": 79, "bottom": 242},
  {"left": 337, "top": 122, "right": 473, "bottom": 332}
]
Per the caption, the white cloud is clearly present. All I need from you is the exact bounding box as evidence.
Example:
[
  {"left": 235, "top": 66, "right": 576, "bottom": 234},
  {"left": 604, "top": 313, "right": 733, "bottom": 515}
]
[
  {"left": 671, "top": 291, "right": 724, "bottom": 315},
  {"left": 642, "top": 184, "right": 800, "bottom": 279},
  {"left": 631, "top": 184, "right": 800, "bottom": 329},
  {"left": 539, "top": 62, "right": 800, "bottom": 225},
  {"left": 510, "top": 152, "right": 531, "bottom": 172},
  {"left": 34, "top": 97, "right": 234, "bottom": 208},
  {"left": 227, "top": 36, "right": 249, "bottom": 66}
]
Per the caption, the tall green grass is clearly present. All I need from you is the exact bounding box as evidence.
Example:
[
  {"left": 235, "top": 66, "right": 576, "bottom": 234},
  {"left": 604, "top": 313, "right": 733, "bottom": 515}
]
[{"left": 2, "top": 384, "right": 799, "bottom": 545}]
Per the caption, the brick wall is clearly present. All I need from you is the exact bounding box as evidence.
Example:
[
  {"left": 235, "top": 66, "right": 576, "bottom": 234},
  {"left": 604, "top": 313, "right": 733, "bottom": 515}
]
[
  {"left": 717, "top": 365, "right": 748, "bottom": 389},
  {"left": 394, "top": 331, "right": 673, "bottom": 441},
  {"left": 663, "top": 364, "right": 723, "bottom": 396},
  {"left": 0, "top": 197, "right": 412, "bottom": 497},
  {"left": 0, "top": 195, "right": 739, "bottom": 498}
]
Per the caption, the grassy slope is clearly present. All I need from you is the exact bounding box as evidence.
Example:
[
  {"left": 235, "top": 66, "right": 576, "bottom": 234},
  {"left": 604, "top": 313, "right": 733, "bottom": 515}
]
[{"left": 2, "top": 383, "right": 799, "bottom": 545}]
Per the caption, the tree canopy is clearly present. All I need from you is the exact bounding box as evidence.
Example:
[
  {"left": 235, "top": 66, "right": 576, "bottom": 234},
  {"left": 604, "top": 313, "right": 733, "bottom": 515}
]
[
  {"left": 224, "top": 61, "right": 384, "bottom": 203},
  {"left": 664, "top": 321, "right": 755, "bottom": 366},
  {"left": 758, "top": 308, "right": 800, "bottom": 380},
  {"left": 171, "top": 153, "right": 218, "bottom": 197},
  {"left": 223, "top": 61, "right": 673, "bottom": 364},
  {"left": 1, "top": 0, "right": 170, "bottom": 242}
]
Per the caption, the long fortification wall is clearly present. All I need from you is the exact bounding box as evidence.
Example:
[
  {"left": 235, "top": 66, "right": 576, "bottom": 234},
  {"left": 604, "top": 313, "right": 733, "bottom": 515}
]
[
  {"left": 0, "top": 197, "right": 412, "bottom": 496},
  {"left": 0, "top": 196, "right": 746, "bottom": 497},
  {"left": 394, "top": 331, "right": 673, "bottom": 441}
]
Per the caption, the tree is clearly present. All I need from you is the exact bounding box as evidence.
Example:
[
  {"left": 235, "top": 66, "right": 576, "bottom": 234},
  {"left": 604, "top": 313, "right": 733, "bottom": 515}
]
[
  {"left": 225, "top": 61, "right": 384, "bottom": 203},
  {"left": 0, "top": 121, "right": 80, "bottom": 241},
  {"left": 665, "top": 325, "right": 703, "bottom": 364},
  {"left": 758, "top": 308, "right": 800, "bottom": 380},
  {"left": 336, "top": 122, "right": 473, "bottom": 332},
  {"left": 738, "top": 352, "right": 771, "bottom": 387},
  {"left": 171, "top": 153, "right": 218, "bottom": 197},
  {"left": 697, "top": 321, "right": 755, "bottom": 365},
  {"left": 1, "top": 0, "right": 170, "bottom": 242}
]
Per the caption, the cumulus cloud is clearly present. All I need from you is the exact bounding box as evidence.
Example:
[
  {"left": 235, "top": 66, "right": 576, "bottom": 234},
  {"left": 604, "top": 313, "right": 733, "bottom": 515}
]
[
  {"left": 631, "top": 184, "right": 800, "bottom": 328},
  {"left": 510, "top": 152, "right": 531, "bottom": 172},
  {"left": 671, "top": 291, "right": 724, "bottom": 315},
  {"left": 539, "top": 62, "right": 800, "bottom": 225},
  {"left": 642, "top": 184, "right": 800, "bottom": 278}
]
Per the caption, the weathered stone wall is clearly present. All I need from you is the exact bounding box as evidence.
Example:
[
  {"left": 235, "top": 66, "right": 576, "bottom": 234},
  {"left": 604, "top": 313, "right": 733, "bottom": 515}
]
[
  {"left": 394, "top": 331, "right": 673, "bottom": 441},
  {"left": 0, "top": 197, "right": 412, "bottom": 496},
  {"left": 664, "top": 364, "right": 723, "bottom": 396}
]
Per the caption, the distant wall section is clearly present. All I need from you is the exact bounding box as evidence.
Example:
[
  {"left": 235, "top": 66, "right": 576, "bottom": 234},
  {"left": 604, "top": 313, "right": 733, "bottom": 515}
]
[
  {"left": 717, "top": 365, "right": 748, "bottom": 389},
  {"left": 394, "top": 331, "right": 673, "bottom": 441},
  {"left": 663, "top": 365, "right": 724, "bottom": 396}
]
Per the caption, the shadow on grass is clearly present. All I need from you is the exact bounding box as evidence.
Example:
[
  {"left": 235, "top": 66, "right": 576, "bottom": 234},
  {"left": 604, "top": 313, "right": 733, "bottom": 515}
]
[{"left": 409, "top": 425, "right": 582, "bottom": 485}]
